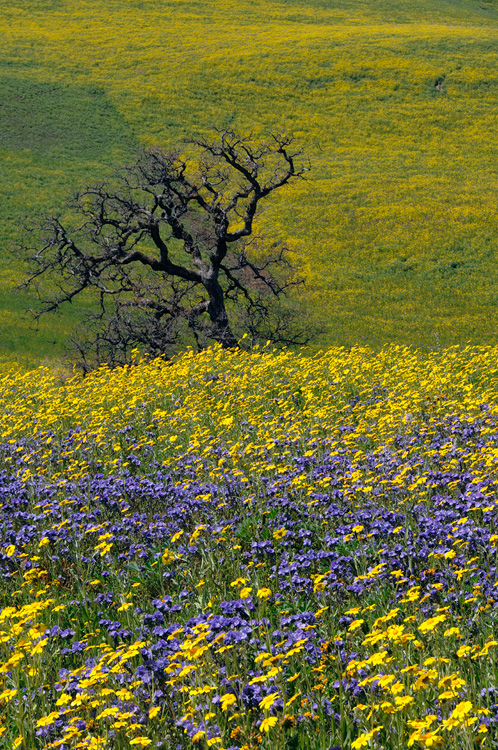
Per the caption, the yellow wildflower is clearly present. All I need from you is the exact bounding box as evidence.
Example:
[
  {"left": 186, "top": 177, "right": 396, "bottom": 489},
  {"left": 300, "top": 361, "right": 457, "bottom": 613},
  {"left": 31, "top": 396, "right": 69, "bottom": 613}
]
[
  {"left": 259, "top": 692, "right": 279, "bottom": 710},
  {"left": 220, "top": 693, "right": 237, "bottom": 711},
  {"left": 351, "top": 726, "right": 383, "bottom": 748},
  {"left": 260, "top": 716, "right": 278, "bottom": 732}
]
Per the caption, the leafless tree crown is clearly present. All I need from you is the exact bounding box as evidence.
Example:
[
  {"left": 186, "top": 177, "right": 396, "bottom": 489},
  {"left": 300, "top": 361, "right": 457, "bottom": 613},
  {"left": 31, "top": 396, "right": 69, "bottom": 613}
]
[{"left": 18, "top": 129, "right": 312, "bottom": 369}]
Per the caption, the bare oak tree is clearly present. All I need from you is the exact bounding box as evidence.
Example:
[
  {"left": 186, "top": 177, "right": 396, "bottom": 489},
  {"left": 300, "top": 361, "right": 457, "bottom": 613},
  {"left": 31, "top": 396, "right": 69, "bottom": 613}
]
[{"left": 18, "top": 129, "right": 311, "bottom": 367}]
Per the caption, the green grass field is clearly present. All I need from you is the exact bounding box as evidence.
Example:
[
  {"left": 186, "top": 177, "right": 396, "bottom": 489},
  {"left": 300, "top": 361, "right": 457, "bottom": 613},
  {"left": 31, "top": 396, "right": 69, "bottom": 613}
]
[{"left": 2, "top": 0, "right": 498, "bottom": 363}]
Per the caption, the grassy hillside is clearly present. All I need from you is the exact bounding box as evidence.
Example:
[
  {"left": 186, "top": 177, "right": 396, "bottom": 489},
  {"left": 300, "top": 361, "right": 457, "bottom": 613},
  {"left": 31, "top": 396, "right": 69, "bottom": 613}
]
[{"left": 2, "top": 0, "right": 498, "bottom": 362}]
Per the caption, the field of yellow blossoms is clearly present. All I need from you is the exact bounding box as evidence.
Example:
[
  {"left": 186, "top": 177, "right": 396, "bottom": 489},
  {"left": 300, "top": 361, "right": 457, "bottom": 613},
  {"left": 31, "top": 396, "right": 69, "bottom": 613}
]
[{"left": 1, "top": 344, "right": 498, "bottom": 749}]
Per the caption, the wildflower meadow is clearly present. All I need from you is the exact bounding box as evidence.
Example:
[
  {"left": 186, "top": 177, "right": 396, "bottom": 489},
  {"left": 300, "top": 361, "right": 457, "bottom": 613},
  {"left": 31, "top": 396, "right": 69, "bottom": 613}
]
[{"left": 0, "top": 343, "right": 498, "bottom": 749}]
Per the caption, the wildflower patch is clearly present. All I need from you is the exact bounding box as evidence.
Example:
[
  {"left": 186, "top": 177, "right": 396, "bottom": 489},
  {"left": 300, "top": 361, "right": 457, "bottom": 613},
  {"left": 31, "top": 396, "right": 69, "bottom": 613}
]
[{"left": 0, "top": 345, "right": 497, "bottom": 747}]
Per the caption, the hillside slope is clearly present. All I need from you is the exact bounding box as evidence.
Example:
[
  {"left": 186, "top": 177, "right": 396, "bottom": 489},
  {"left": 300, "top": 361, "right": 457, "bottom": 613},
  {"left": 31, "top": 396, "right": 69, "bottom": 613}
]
[{"left": 2, "top": 0, "right": 498, "bottom": 361}]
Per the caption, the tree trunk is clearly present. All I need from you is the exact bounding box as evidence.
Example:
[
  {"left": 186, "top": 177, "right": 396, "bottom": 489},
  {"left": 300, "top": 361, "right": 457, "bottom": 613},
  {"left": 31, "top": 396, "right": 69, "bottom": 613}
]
[{"left": 205, "top": 278, "right": 238, "bottom": 348}]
